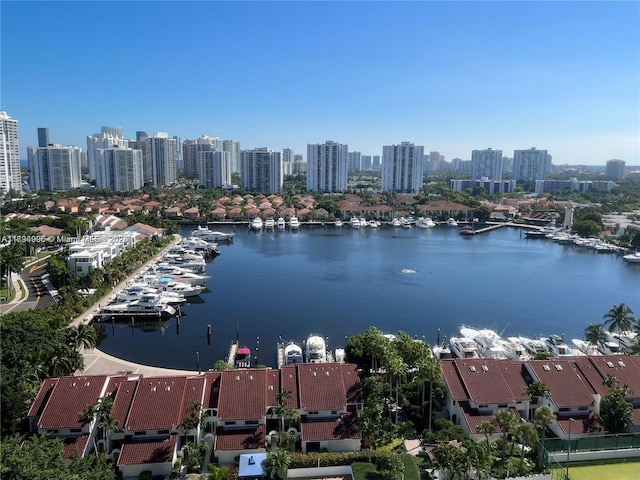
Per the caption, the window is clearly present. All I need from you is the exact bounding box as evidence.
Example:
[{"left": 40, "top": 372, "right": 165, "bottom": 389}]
[
  {"left": 225, "top": 421, "right": 236, "bottom": 426},
  {"left": 246, "top": 420, "right": 258, "bottom": 425}
]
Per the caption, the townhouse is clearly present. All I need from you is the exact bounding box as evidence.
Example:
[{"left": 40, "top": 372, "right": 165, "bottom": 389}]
[{"left": 28, "top": 364, "right": 363, "bottom": 479}]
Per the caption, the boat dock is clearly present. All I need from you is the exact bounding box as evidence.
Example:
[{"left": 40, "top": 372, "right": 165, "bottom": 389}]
[
  {"left": 227, "top": 341, "right": 238, "bottom": 367},
  {"left": 460, "top": 223, "right": 507, "bottom": 235}
]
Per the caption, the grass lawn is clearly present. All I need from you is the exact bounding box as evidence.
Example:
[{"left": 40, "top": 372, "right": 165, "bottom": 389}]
[
  {"left": 566, "top": 461, "right": 640, "bottom": 480},
  {"left": 352, "top": 455, "right": 420, "bottom": 480}
]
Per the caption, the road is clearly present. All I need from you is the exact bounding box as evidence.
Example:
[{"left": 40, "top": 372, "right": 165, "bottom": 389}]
[{"left": 6, "top": 258, "right": 53, "bottom": 313}]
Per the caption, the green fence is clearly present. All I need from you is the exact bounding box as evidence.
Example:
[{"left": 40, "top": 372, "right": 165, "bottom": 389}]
[{"left": 544, "top": 433, "right": 640, "bottom": 454}]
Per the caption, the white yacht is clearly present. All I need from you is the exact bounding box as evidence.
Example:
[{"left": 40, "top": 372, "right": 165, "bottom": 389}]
[
  {"left": 542, "top": 335, "right": 574, "bottom": 357},
  {"left": 334, "top": 348, "right": 346, "bottom": 363},
  {"left": 190, "top": 226, "right": 235, "bottom": 243},
  {"left": 289, "top": 216, "right": 300, "bottom": 230},
  {"left": 116, "top": 286, "right": 185, "bottom": 305},
  {"left": 389, "top": 217, "right": 402, "bottom": 228},
  {"left": 152, "top": 279, "right": 205, "bottom": 298},
  {"left": 367, "top": 219, "right": 379, "bottom": 228},
  {"left": 350, "top": 217, "right": 361, "bottom": 228},
  {"left": 359, "top": 218, "right": 368, "bottom": 228},
  {"left": 264, "top": 218, "right": 275, "bottom": 230},
  {"left": 449, "top": 336, "right": 480, "bottom": 359},
  {"left": 148, "top": 266, "right": 211, "bottom": 285},
  {"left": 446, "top": 218, "right": 459, "bottom": 227},
  {"left": 518, "top": 336, "right": 549, "bottom": 357},
  {"left": 571, "top": 339, "right": 601, "bottom": 356},
  {"left": 416, "top": 217, "right": 436, "bottom": 228},
  {"left": 102, "top": 296, "right": 177, "bottom": 318},
  {"left": 276, "top": 217, "right": 286, "bottom": 230},
  {"left": 334, "top": 218, "right": 343, "bottom": 227},
  {"left": 504, "top": 337, "right": 531, "bottom": 360},
  {"left": 284, "top": 341, "right": 304, "bottom": 365},
  {"left": 250, "top": 217, "right": 264, "bottom": 230},
  {"left": 524, "top": 223, "right": 558, "bottom": 238},
  {"left": 623, "top": 252, "right": 640, "bottom": 263},
  {"left": 432, "top": 340, "right": 453, "bottom": 359},
  {"left": 460, "top": 326, "right": 508, "bottom": 360},
  {"left": 305, "top": 335, "right": 327, "bottom": 363}
]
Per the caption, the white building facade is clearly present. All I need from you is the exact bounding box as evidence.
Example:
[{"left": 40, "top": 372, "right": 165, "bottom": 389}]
[
  {"left": 605, "top": 159, "right": 625, "bottom": 180},
  {"left": 471, "top": 148, "right": 503, "bottom": 180},
  {"left": 307, "top": 141, "right": 348, "bottom": 193},
  {"left": 86, "top": 126, "right": 128, "bottom": 183},
  {"left": 148, "top": 133, "right": 177, "bottom": 186},
  {"left": 28, "top": 144, "right": 82, "bottom": 192},
  {"left": 513, "top": 148, "right": 549, "bottom": 182},
  {"left": 198, "top": 150, "right": 231, "bottom": 189},
  {"left": 381, "top": 142, "right": 425, "bottom": 192},
  {"left": 0, "top": 111, "right": 21, "bottom": 194},
  {"left": 241, "top": 148, "right": 283, "bottom": 193}
]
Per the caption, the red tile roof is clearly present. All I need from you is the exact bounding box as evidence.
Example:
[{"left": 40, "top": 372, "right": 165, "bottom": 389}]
[
  {"left": 203, "top": 372, "right": 222, "bottom": 410},
  {"left": 280, "top": 366, "right": 300, "bottom": 409},
  {"left": 301, "top": 411, "right": 360, "bottom": 442},
  {"left": 28, "top": 378, "right": 59, "bottom": 417},
  {"left": 214, "top": 425, "right": 266, "bottom": 451},
  {"left": 217, "top": 369, "right": 270, "bottom": 421},
  {"left": 110, "top": 378, "right": 139, "bottom": 429},
  {"left": 117, "top": 436, "right": 177, "bottom": 466},
  {"left": 528, "top": 360, "right": 595, "bottom": 408},
  {"left": 180, "top": 376, "right": 206, "bottom": 421},
  {"left": 575, "top": 356, "right": 640, "bottom": 397},
  {"left": 297, "top": 364, "right": 347, "bottom": 411},
  {"left": 441, "top": 359, "right": 527, "bottom": 404},
  {"left": 125, "top": 376, "right": 188, "bottom": 430},
  {"left": 39, "top": 375, "right": 108, "bottom": 429},
  {"left": 459, "top": 402, "right": 522, "bottom": 434},
  {"left": 341, "top": 364, "right": 364, "bottom": 404},
  {"left": 62, "top": 434, "right": 90, "bottom": 459}
]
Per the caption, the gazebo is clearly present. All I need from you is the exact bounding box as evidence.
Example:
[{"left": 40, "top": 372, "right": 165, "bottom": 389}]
[{"left": 238, "top": 453, "right": 267, "bottom": 479}]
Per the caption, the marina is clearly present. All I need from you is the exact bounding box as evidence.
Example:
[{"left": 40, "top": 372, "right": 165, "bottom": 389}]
[{"left": 92, "top": 224, "right": 639, "bottom": 371}]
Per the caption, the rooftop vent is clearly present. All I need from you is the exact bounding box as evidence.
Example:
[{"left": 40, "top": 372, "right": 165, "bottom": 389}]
[
  {"left": 469, "top": 366, "right": 477, "bottom": 372},
  {"left": 165, "top": 386, "right": 170, "bottom": 391},
  {"left": 268, "top": 385, "right": 274, "bottom": 391},
  {"left": 606, "top": 362, "right": 614, "bottom": 368},
  {"left": 235, "top": 375, "right": 241, "bottom": 381},
  {"left": 481, "top": 365, "right": 489, "bottom": 372},
  {"left": 618, "top": 361, "right": 625, "bottom": 367},
  {"left": 555, "top": 364, "right": 563, "bottom": 371},
  {"left": 151, "top": 386, "right": 157, "bottom": 392},
  {"left": 542, "top": 364, "right": 551, "bottom": 371},
  {"left": 325, "top": 371, "right": 330, "bottom": 376},
  {"left": 312, "top": 371, "right": 317, "bottom": 377}
]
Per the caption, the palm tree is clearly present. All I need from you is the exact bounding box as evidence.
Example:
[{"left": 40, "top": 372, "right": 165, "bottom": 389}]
[
  {"left": 385, "top": 353, "right": 407, "bottom": 425},
  {"left": 583, "top": 323, "right": 607, "bottom": 351},
  {"left": 513, "top": 422, "right": 538, "bottom": 474},
  {"left": 476, "top": 420, "right": 495, "bottom": 454},
  {"left": 533, "top": 406, "right": 556, "bottom": 469},
  {"left": 491, "top": 410, "right": 517, "bottom": 465},
  {"left": 0, "top": 242, "right": 24, "bottom": 298},
  {"left": 264, "top": 449, "right": 290, "bottom": 480},
  {"left": 65, "top": 324, "right": 98, "bottom": 351},
  {"left": 603, "top": 303, "right": 635, "bottom": 350},
  {"left": 416, "top": 356, "right": 442, "bottom": 431},
  {"left": 525, "top": 381, "right": 550, "bottom": 421},
  {"left": 99, "top": 416, "right": 119, "bottom": 453}
]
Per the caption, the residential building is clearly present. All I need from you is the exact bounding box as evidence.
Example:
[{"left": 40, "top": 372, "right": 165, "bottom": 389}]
[
  {"left": 381, "top": 142, "right": 425, "bottom": 192},
  {"left": 221, "top": 139, "right": 241, "bottom": 174},
  {"left": 28, "top": 144, "right": 83, "bottom": 192},
  {"left": 606, "top": 159, "right": 625, "bottom": 180},
  {"left": 86, "top": 126, "right": 128, "bottom": 182},
  {"left": 427, "top": 151, "right": 444, "bottom": 173},
  {"left": 293, "top": 154, "right": 306, "bottom": 174},
  {"left": 28, "top": 363, "right": 363, "bottom": 477},
  {"left": 348, "top": 151, "right": 362, "bottom": 171},
  {"left": 513, "top": 148, "right": 550, "bottom": 182},
  {"left": 0, "top": 111, "right": 21, "bottom": 194},
  {"left": 127, "top": 138, "right": 151, "bottom": 185},
  {"left": 198, "top": 150, "right": 231, "bottom": 188},
  {"left": 471, "top": 148, "right": 502, "bottom": 181},
  {"left": 135, "top": 131, "right": 148, "bottom": 142},
  {"left": 183, "top": 136, "right": 219, "bottom": 178},
  {"left": 148, "top": 133, "right": 177, "bottom": 186},
  {"left": 37, "top": 127, "right": 49, "bottom": 147},
  {"left": 108, "top": 149, "right": 143, "bottom": 191},
  {"left": 361, "top": 155, "right": 372, "bottom": 171},
  {"left": 283, "top": 148, "right": 294, "bottom": 176},
  {"left": 307, "top": 141, "right": 349, "bottom": 193},
  {"left": 451, "top": 178, "right": 517, "bottom": 194},
  {"left": 241, "top": 147, "right": 283, "bottom": 193},
  {"left": 535, "top": 178, "right": 613, "bottom": 194},
  {"left": 372, "top": 155, "right": 381, "bottom": 170}
]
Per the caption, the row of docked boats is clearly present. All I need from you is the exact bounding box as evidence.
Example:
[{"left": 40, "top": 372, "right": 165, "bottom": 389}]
[
  {"left": 250, "top": 216, "right": 299, "bottom": 231},
  {"left": 433, "top": 325, "right": 638, "bottom": 360},
  {"left": 338, "top": 216, "right": 456, "bottom": 229},
  {"left": 523, "top": 222, "right": 637, "bottom": 258},
  {"left": 99, "top": 231, "right": 222, "bottom": 320},
  {"left": 279, "top": 334, "right": 346, "bottom": 367}
]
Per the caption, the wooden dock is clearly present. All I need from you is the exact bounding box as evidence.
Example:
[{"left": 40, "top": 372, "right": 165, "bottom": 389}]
[
  {"left": 227, "top": 341, "right": 238, "bottom": 367},
  {"left": 460, "top": 223, "right": 507, "bottom": 235},
  {"left": 276, "top": 342, "right": 285, "bottom": 368}
]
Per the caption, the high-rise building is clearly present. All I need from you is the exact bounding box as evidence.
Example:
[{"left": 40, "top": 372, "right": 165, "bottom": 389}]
[
  {"left": 37, "top": 128, "right": 49, "bottom": 147},
  {"left": 293, "top": 154, "right": 306, "bottom": 174},
  {"left": 307, "top": 141, "right": 348, "bottom": 192},
  {"left": 183, "top": 136, "right": 219, "bottom": 178},
  {"left": 221, "top": 139, "right": 241, "bottom": 174},
  {"left": 0, "top": 111, "right": 21, "bottom": 194},
  {"left": 241, "top": 147, "right": 283, "bottom": 193},
  {"left": 128, "top": 139, "right": 150, "bottom": 185},
  {"left": 471, "top": 148, "right": 503, "bottom": 180},
  {"left": 381, "top": 142, "right": 425, "bottom": 192},
  {"left": 606, "top": 159, "right": 625, "bottom": 180},
  {"left": 136, "top": 131, "right": 148, "bottom": 142},
  {"left": 86, "top": 126, "right": 128, "bottom": 182},
  {"left": 28, "top": 144, "right": 82, "bottom": 192},
  {"left": 101, "top": 149, "right": 143, "bottom": 191},
  {"left": 198, "top": 150, "right": 231, "bottom": 189},
  {"left": 428, "top": 151, "right": 444, "bottom": 172},
  {"left": 372, "top": 155, "right": 381, "bottom": 170},
  {"left": 147, "top": 133, "right": 177, "bottom": 186},
  {"left": 361, "top": 155, "right": 372, "bottom": 170},
  {"left": 513, "top": 148, "right": 549, "bottom": 182},
  {"left": 348, "top": 151, "right": 362, "bottom": 171}
]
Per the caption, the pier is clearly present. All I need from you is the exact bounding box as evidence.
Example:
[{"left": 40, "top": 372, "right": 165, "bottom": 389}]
[
  {"left": 227, "top": 341, "right": 238, "bottom": 367},
  {"left": 459, "top": 223, "right": 507, "bottom": 235},
  {"left": 276, "top": 341, "right": 285, "bottom": 368}
]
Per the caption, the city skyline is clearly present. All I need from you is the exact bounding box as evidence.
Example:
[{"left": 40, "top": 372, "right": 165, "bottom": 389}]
[{"left": 2, "top": 1, "right": 638, "bottom": 166}]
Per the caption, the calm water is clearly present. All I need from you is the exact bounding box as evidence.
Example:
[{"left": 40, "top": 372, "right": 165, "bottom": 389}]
[{"left": 94, "top": 225, "right": 639, "bottom": 370}]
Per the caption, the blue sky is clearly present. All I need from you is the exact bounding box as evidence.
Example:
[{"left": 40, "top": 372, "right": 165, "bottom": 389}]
[{"left": 2, "top": 1, "right": 638, "bottom": 165}]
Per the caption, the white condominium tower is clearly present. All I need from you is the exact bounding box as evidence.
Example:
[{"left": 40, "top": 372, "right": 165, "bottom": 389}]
[
  {"left": 471, "top": 148, "right": 503, "bottom": 180},
  {"left": 307, "top": 141, "right": 348, "bottom": 193},
  {"left": 221, "top": 139, "right": 241, "bottom": 174},
  {"left": 86, "top": 126, "right": 128, "bottom": 183},
  {"left": 0, "top": 111, "right": 21, "bottom": 194},
  {"left": 381, "top": 142, "right": 425, "bottom": 192},
  {"left": 183, "top": 136, "right": 220, "bottom": 178},
  {"left": 198, "top": 150, "right": 231, "bottom": 189},
  {"left": 513, "top": 148, "right": 550, "bottom": 182},
  {"left": 28, "top": 144, "right": 82, "bottom": 192},
  {"left": 148, "top": 133, "right": 177, "bottom": 186},
  {"left": 241, "top": 147, "right": 283, "bottom": 193},
  {"left": 104, "top": 149, "right": 143, "bottom": 191}
]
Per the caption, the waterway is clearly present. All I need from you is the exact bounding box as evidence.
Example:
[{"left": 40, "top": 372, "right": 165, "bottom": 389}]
[{"left": 94, "top": 225, "right": 639, "bottom": 371}]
